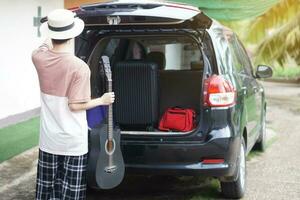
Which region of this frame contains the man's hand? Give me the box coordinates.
[100,92,115,105]
[68,92,116,112]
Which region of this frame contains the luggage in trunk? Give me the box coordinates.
[113,61,159,130]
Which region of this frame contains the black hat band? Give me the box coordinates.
[48,22,75,32]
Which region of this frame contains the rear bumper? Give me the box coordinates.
[121,127,240,178]
[125,162,230,177]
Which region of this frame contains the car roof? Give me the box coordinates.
[79,0,200,21]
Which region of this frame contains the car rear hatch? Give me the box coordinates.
[74,0,212,29]
[72,1,214,141]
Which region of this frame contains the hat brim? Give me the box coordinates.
[40,18,84,40]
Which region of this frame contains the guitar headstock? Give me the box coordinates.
[102,55,112,81]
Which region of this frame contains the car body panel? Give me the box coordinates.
[121,126,240,177]
[206,22,266,154]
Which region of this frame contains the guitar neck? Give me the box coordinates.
[108,80,113,140]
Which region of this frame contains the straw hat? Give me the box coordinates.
[41,9,84,40]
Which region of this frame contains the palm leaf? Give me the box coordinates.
[247,0,300,43]
[254,13,300,65]
[286,28,300,64]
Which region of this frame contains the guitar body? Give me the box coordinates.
[96,124,125,189]
[87,123,125,189]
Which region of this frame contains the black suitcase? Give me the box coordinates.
[113,61,159,130]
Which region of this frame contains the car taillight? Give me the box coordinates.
[202,158,225,164]
[203,75,236,107]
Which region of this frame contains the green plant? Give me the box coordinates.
[272,66,300,78]
[247,0,300,65]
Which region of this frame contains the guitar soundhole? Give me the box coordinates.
[105,139,116,155]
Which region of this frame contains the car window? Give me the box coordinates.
[228,35,253,76]
[207,25,235,75]
[89,36,203,71]
[236,38,254,76]
[147,41,201,70]
[228,38,244,74]
[104,36,202,71]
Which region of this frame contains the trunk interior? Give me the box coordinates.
[85,34,204,134]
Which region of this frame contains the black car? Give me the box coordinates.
[73,1,272,198]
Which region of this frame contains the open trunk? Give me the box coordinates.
[68,0,215,136]
[79,33,204,135]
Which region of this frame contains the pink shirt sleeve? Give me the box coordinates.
[68,64,91,103]
[32,43,50,64]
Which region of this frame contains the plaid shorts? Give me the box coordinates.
[35,149,88,200]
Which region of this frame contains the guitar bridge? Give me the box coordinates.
[104,165,117,173]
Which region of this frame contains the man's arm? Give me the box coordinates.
[36,38,53,51]
[32,38,53,62]
[68,92,115,112]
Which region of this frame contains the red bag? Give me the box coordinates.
[159,107,196,132]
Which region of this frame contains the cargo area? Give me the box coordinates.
[87,35,204,133]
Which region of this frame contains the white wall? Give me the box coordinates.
[0,0,63,120]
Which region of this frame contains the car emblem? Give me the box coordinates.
[107,16,121,25]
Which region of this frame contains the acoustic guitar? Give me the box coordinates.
[87,56,125,189]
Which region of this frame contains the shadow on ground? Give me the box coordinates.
[87,175,221,200]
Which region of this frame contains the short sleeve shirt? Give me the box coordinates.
[32,44,91,156]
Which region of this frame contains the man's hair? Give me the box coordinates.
[51,38,71,45]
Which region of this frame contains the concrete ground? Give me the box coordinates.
[245,82,300,200]
[0,81,300,200]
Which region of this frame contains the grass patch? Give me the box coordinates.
[0,117,39,163]
[247,150,262,161]
[189,179,220,200]
[272,66,300,79]
[266,135,278,149]
[247,134,278,161]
